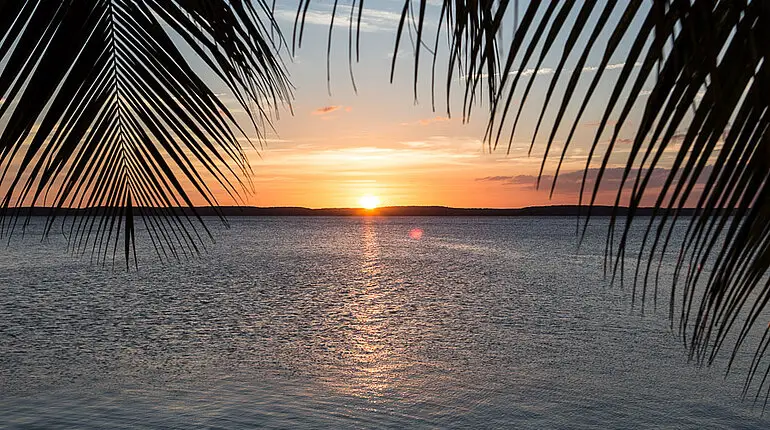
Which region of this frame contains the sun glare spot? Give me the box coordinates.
[359,195,380,210]
[409,228,423,240]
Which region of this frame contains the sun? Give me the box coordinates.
[359,194,381,210]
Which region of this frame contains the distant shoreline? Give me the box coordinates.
[1,205,707,217]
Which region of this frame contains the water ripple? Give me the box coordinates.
[0,216,767,428]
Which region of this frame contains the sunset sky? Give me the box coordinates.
[202,1,689,209]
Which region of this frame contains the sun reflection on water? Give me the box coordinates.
[322,218,409,401]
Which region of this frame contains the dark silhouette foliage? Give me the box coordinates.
[0,0,291,265]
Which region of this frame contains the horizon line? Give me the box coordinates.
[0,205,719,218]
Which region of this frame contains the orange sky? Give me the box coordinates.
[196,2,669,209]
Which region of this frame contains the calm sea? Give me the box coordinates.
[0,216,767,428]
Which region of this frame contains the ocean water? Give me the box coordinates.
[0,216,767,429]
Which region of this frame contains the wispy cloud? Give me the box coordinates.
[580,62,634,72]
[478,166,713,194]
[462,62,641,81]
[639,88,705,101]
[402,116,451,126]
[419,116,449,125]
[476,176,516,182]
[312,105,343,115]
[274,4,415,34]
[259,145,478,174]
[583,119,618,128]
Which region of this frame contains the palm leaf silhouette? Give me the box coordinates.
[0,0,291,267]
[300,0,770,401]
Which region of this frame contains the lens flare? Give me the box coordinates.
[409,228,423,240]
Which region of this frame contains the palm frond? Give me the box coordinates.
[0,0,291,267]
[302,0,770,401]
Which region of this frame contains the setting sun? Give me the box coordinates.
[359,194,381,210]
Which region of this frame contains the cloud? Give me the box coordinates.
[581,62,635,72]
[402,141,431,148]
[273,4,421,34]
[259,145,478,175]
[419,116,449,125]
[476,176,516,182]
[584,119,618,128]
[401,116,451,126]
[462,62,641,81]
[398,136,482,153]
[671,133,687,143]
[480,166,714,194]
[640,88,706,101]
[312,105,343,115]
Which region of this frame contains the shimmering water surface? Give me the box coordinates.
[0,216,767,428]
